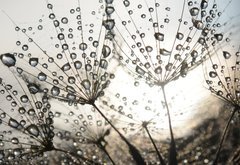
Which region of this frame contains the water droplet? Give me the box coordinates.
[26,124,40,137]
[214,33,223,41]
[105,0,113,4]
[145,46,153,52]
[29,58,39,67]
[105,6,115,15]
[190,7,199,16]
[85,64,92,71]
[18,107,26,114]
[123,0,130,7]
[160,49,171,56]
[51,86,60,96]
[176,32,184,40]
[57,33,65,40]
[154,33,164,41]
[103,19,115,30]
[27,83,39,94]
[61,17,68,24]
[201,0,208,9]
[102,45,111,58]
[11,137,19,144]
[81,79,91,90]
[22,45,28,51]
[165,63,173,71]
[0,53,16,67]
[38,72,47,81]
[68,76,76,84]
[20,95,29,103]
[79,43,87,51]
[192,19,204,30]
[100,59,108,69]
[8,118,20,129]
[209,71,217,78]
[154,66,162,74]
[135,66,145,75]
[74,61,82,69]
[223,51,231,59]
[61,63,71,71]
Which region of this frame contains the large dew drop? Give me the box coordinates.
[81,79,91,90]
[190,7,199,16]
[154,32,164,41]
[160,49,171,56]
[136,66,145,75]
[0,53,16,67]
[103,19,115,30]
[51,86,60,96]
[29,58,39,67]
[102,45,111,58]
[223,51,231,59]
[26,124,40,137]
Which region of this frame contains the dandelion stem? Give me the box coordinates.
[161,85,177,165]
[92,103,145,164]
[144,125,166,165]
[213,107,238,165]
[97,142,116,165]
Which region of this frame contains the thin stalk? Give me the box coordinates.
[92,103,145,165]
[144,125,166,165]
[97,142,116,165]
[213,107,238,165]
[161,85,178,165]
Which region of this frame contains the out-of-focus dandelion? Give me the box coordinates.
[1,0,144,163]
[106,0,236,163]
[0,70,97,164]
[204,42,240,164]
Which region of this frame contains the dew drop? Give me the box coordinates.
[105,0,113,4]
[103,19,115,30]
[28,83,39,94]
[190,7,199,16]
[11,137,19,144]
[102,45,111,58]
[135,66,145,75]
[214,33,223,41]
[20,95,29,103]
[160,49,171,56]
[61,63,71,71]
[145,46,153,52]
[105,6,115,15]
[176,32,184,40]
[223,51,231,59]
[79,43,88,51]
[29,58,39,67]
[74,61,82,69]
[154,66,162,74]
[201,0,208,9]
[38,72,47,81]
[209,71,217,78]
[99,59,108,69]
[51,86,60,96]
[154,33,164,41]
[8,118,20,129]
[0,53,16,67]
[26,124,40,137]
[81,79,91,90]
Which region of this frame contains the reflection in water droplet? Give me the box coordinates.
[81,79,91,90]
[26,124,40,137]
[0,53,16,67]
[223,51,231,59]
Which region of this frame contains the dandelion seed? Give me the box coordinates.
[105,0,237,163]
